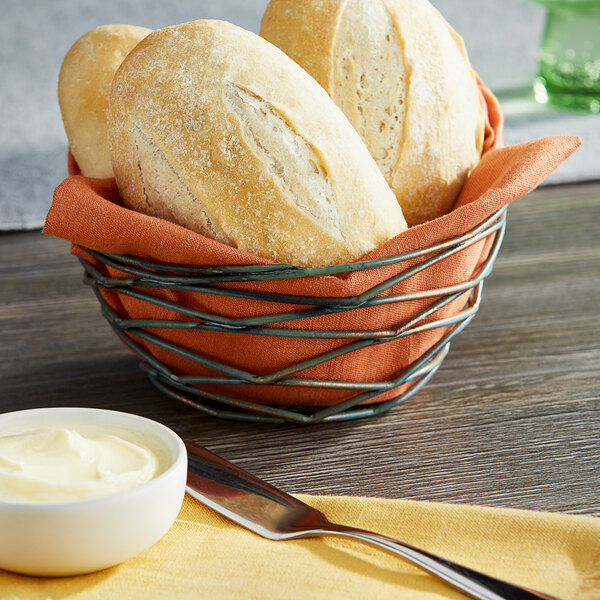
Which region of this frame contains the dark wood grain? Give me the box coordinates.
[1,183,599,515]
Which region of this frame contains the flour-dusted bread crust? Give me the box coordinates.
[261,0,486,226]
[108,20,407,267]
[58,24,151,178]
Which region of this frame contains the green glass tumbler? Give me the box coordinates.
[530,0,600,113]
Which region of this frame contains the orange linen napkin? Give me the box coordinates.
[3,493,599,599]
[43,85,580,408]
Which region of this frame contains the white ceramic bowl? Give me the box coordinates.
[0,407,187,577]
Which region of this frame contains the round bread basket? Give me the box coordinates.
[48,83,578,425]
[77,206,506,425]
[50,81,569,426]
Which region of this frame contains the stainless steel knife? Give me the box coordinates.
[186,443,560,600]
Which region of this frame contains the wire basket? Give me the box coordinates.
[78,207,506,425]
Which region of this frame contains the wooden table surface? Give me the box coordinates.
[1,182,599,515]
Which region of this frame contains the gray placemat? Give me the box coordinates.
[1,0,597,231]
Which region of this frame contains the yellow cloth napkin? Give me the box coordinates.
[3,493,599,599]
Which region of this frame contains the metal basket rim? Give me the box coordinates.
[76,208,506,281]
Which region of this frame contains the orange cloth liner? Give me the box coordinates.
[44,83,580,407]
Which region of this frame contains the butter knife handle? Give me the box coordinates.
[317,524,561,600]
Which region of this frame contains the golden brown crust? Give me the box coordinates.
[260,0,345,91]
[108,20,407,267]
[260,0,486,226]
[58,24,151,178]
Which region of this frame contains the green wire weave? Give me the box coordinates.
[78,208,506,424]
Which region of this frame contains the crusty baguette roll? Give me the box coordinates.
[260,0,486,226]
[58,24,151,178]
[108,20,407,267]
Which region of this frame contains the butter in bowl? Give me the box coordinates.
[0,407,187,577]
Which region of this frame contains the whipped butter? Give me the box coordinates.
[0,427,159,503]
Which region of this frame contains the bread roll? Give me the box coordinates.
[260,0,486,226]
[58,24,151,178]
[108,20,407,267]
